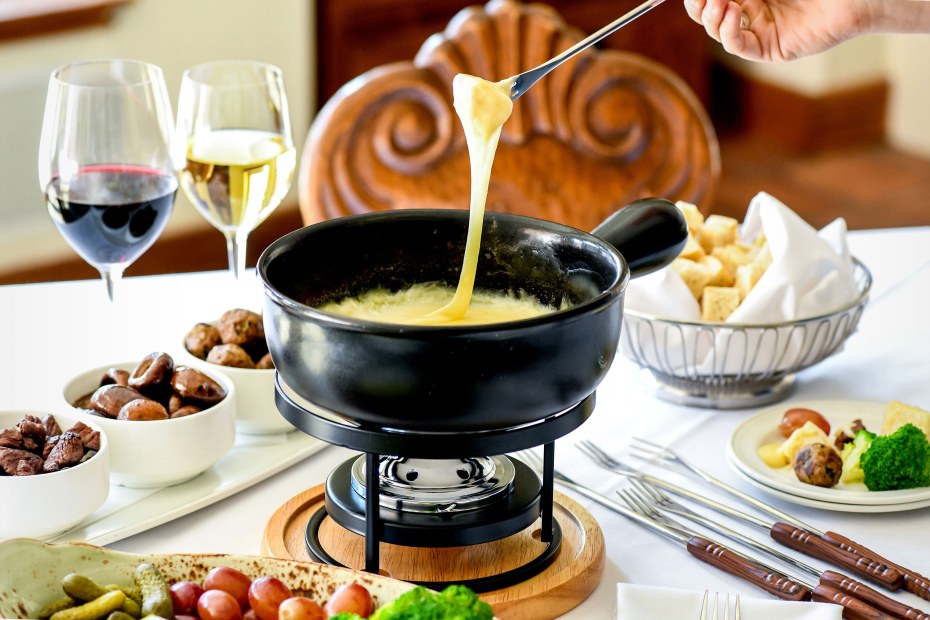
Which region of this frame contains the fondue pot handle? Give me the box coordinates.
[590,197,688,279]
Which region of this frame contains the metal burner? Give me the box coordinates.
[350,456,515,514]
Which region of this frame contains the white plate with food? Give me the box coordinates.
[726,455,930,513]
[726,400,930,506]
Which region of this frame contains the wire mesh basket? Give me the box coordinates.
[620,257,872,408]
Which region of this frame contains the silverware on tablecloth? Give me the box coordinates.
[627,479,930,620]
[630,436,930,600]
[616,486,898,620]
[512,450,811,601]
[578,437,929,597]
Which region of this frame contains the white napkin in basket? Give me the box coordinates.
[622,192,861,374]
[616,583,842,619]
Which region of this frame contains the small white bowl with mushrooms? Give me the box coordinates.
[178,308,294,435]
[62,354,235,488]
[0,409,110,539]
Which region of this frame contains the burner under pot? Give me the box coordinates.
[354,456,515,514]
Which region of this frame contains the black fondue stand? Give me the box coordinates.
[275,376,595,591]
[258,200,688,593]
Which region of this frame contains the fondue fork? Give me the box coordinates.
[628,479,930,620]
[504,0,665,101]
[627,437,930,600]
[577,439,907,591]
[617,487,899,619]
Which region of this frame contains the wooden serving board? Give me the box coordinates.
[262,485,604,619]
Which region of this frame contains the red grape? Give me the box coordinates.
[204,566,252,609]
[324,583,374,617]
[248,576,293,620]
[198,589,243,620]
[170,580,205,614]
[278,597,326,620]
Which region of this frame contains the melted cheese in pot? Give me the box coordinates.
[318,282,557,326]
[321,74,556,326]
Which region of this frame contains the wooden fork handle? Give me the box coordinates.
[821,570,930,620]
[771,523,904,589]
[813,584,898,620]
[686,536,811,601]
[824,531,930,601]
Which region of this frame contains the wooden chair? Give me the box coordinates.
[298,0,720,233]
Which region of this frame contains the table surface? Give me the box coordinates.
[1,225,928,618]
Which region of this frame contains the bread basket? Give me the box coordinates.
[620,257,872,408]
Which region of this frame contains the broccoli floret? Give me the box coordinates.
[366,585,493,620]
[840,428,877,483]
[860,423,930,491]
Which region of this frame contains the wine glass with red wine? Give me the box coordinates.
[38,59,177,301]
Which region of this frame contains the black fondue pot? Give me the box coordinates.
[258,198,687,431]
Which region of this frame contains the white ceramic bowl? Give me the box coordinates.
[0,410,109,540]
[62,361,236,488]
[178,333,295,436]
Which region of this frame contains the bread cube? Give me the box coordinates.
[700,285,740,322]
[675,200,705,231]
[700,254,735,287]
[672,258,710,300]
[697,214,739,252]
[881,401,930,439]
[711,243,754,277]
[735,260,767,300]
[678,234,706,261]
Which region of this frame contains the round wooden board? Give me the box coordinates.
[263,484,604,619]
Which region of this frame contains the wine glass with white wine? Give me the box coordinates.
[38,59,178,301]
[175,60,296,281]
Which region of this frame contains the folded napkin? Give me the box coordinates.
[622,192,861,374]
[616,583,842,619]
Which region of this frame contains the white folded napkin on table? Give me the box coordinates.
[616,583,843,619]
[622,192,862,374]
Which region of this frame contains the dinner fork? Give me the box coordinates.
[626,437,926,595]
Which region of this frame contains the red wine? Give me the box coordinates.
[45,166,177,267]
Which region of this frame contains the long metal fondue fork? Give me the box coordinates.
[503,0,666,101]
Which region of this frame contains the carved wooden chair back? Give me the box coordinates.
[298,0,720,232]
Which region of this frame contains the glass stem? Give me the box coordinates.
[225,230,249,280]
[100,266,124,303]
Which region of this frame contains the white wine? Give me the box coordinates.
[181,129,296,233]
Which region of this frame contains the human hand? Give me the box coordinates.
[684,0,866,62]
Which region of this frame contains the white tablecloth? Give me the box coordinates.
[1,226,928,618]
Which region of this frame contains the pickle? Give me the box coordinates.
[133,563,173,619]
[49,590,125,620]
[108,583,143,606]
[35,597,75,619]
[61,574,141,617]
[106,613,136,620]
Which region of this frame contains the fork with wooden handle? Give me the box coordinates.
[630,436,930,598]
